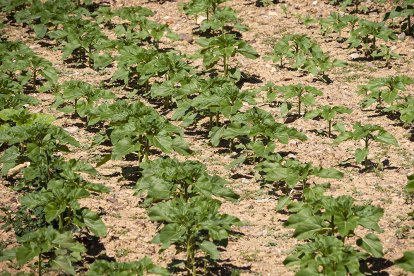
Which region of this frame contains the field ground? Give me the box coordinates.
[0,0,413,275]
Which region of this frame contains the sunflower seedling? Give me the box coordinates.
[284,185,385,274]
[197,33,259,77]
[275,84,323,116]
[358,75,413,109]
[304,105,352,137]
[334,123,398,170]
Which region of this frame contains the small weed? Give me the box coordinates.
[115,248,130,258]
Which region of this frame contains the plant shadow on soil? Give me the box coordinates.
[360,257,394,276]
[80,233,115,265]
[192,28,243,39]
[167,252,252,275]
[237,72,263,86]
[309,128,337,138]
[283,114,301,124]
[358,159,399,174]
[231,173,254,180]
[338,158,399,173]
[121,165,143,187]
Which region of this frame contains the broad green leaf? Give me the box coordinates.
[355,205,383,232]
[81,209,107,237]
[199,240,219,260]
[44,202,65,222]
[51,255,76,275]
[209,126,226,147]
[292,218,324,239]
[152,223,186,250]
[374,131,398,146]
[316,168,343,179]
[33,24,47,39]
[276,195,292,211]
[355,148,368,164]
[0,146,20,175]
[406,174,414,194]
[149,135,173,153]
[16,246,39,265]
[334,131,353,143]
[356,233,383,258]
[395,250,414,272]
[112,138,139,160]
[336,215,359,237]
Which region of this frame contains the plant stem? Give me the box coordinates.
[164,96,171,109]
[82,49,86,64]
[38,254,42,276]
[33,69,37,87]
[364,138,369,170]
[58,214,63,231]
[223,55,228,76]
[88,45,92,68]
[372,36,376,52]
[186,235,196,276]
[144,139,149,161]
[46,152,51,183]
[74,98,78,118]
[328,120,332,138]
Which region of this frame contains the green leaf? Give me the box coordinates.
[149,135,173,153]
[152,223,186,250]
[334,131,353,143]
[0,248,15,262]
[112,138,139,160]
[199,240,220,260]
[40,67,58,84]
[209,126,226,147]
[395,250,414,272]
[304,109,321,119]
[292,217,324,239]
[356,233,383,258]
[406,174,414,194]
[0,146,20,175]
[355,205,383,232]
[44,202,65,222]
[92,53,112,69]
[33,24,47,39]
[86,257,168,276]
[51,255,76,275]
[225,155,246,169]
[355,148,368,164]
[16,245,39,265]
[96,154,111,167]
[316,168,343,179]
[276,195,291,211]
[81,209,107,237]
[336,215,359,237]
[374,131,398,146]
